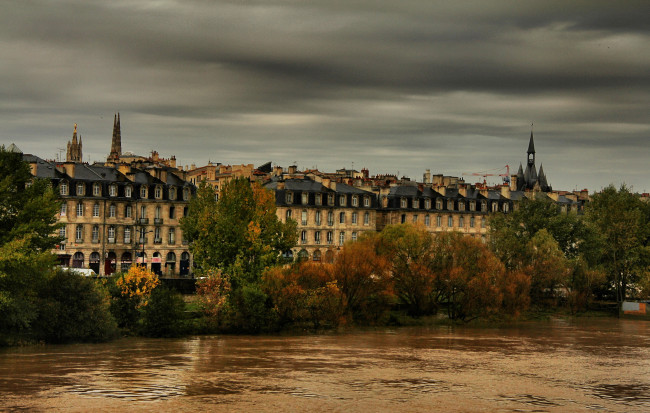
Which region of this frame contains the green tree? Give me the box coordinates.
[585,185,650,305]
[181,178,297,332]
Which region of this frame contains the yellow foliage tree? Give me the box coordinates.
[115,265,160,307]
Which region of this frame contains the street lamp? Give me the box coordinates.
[140,229,153,267]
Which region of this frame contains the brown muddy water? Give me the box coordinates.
[1,318,649,412]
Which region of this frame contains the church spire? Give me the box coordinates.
[66,123,82,162]
[108,112,122,162]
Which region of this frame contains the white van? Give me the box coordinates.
[60,267,97,276]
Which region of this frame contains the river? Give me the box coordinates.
[1,318,649,412]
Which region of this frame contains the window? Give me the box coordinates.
[169,206,175,219]
[481,217,486,228]
[59,226,66,239]
[492,202,498,212]
[155,206,161,219]
[327,231,333,244]
[425,198,431,209]
[481,201,487,212]
[92,225,99,242]
[285,192,293,204]
[109,184,117,197]
[140,186,147,198]
[301,210,308,226]
[352,196,358,207]
[77,202,84,217]
[425,215,430,226]
[108,226,116,242]
[140,206,146,218]
[125,205,132,218]
[436,198,442,210]
[364,197,370,207]
[125,186,132,198]
[339,232,345,246]
[503,203,509,213]
[76,224,83,241]
[168,228,175,244]
[315,211,321,225]
[412,215,418,224]
[413,199,419,209]
[169,187,176,200]
[401,214,406,224]
[470,216,475,228]
[93,203,100,217]
[437,215,442,227]
[470,201,476,211]
[60,181,68,196]
[447,200,454,210]
[93,183,101,196]
[448,216,453,227]
[364,212,370,225]
[352,212,358,224]
[352,232,357,241]
[400,198,407,208]
[301,192,308,205]
[339,195,346,207]
[315,194,322,206]
[76,183,84,196]
[327,211,334,226]
[60,203,67,216]
[154,227,161,242]
[315,231,321,244]
[339,212,346,224]
[286,209,292,221]
[301,230,307,244]
[183,188,189,200]
[124,227,131,244]
[327,194,335,206]
[459,202,465,211]
[109,204,116,218]
[155,186,162,199]
[459,216,465,227]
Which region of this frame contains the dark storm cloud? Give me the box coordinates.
[1,0,648,191]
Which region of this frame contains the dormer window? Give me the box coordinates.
[183,188,189,201]
[447,200,454,210]
[76,183,85,196]
[140,186,147,198]
[424,198,431,209]
[93,183,101,196]
[503,203,509,213]
[470,201,476,211]
[301,192,309,205]
[352,196,359,207]
[400,198,407,208]
[481,201,487,212]
[285,191,293,204]
[413,199,419,209]
[364,196,370,207]
[459,202,465,211]
[60,181,68,196]
[492,202,499,212]
[436,198,442,210]
[109,184,117,197]
[315,193,322,206]
[169,187,177,200]
[339,195,347,207]
[125,185,132,198]
[155,185,162,199]
[328,194,335,206]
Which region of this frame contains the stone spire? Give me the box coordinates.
[108,113,122,162]
[66,123,83,162]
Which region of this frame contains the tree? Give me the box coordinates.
[375,224,440,316]
[181,178,297,332]
[585,185,650,306]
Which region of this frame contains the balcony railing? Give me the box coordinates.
[154,218,163,225]
[107,237,116,244]
[139,237,147,244]
[138,218,149,225]
[91,238,100,244]
[154,238,162,244]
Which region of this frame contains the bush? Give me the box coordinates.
[140,287,187,337]
[34,269,118,343]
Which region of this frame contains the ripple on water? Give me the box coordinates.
[67,382,185,401]
[591,383,650,407]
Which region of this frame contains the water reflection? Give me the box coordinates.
[0,318,649,412]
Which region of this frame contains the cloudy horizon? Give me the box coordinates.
[2,1,649,192]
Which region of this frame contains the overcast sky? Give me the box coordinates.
[2,1,649,192]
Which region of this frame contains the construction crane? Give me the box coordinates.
[462,165,510,186]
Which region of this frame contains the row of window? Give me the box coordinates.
[59,181,190,200]
[287,209,372,226]
[61,203,186,220]
[61,225,182,245]
[286,192,372,208]
[299,230,360,245]
[397,197,509,213]
[399,213,487,228]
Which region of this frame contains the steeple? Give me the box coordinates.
[108,112,122,162]
[66,123,83,162]
[538,164,549,191]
